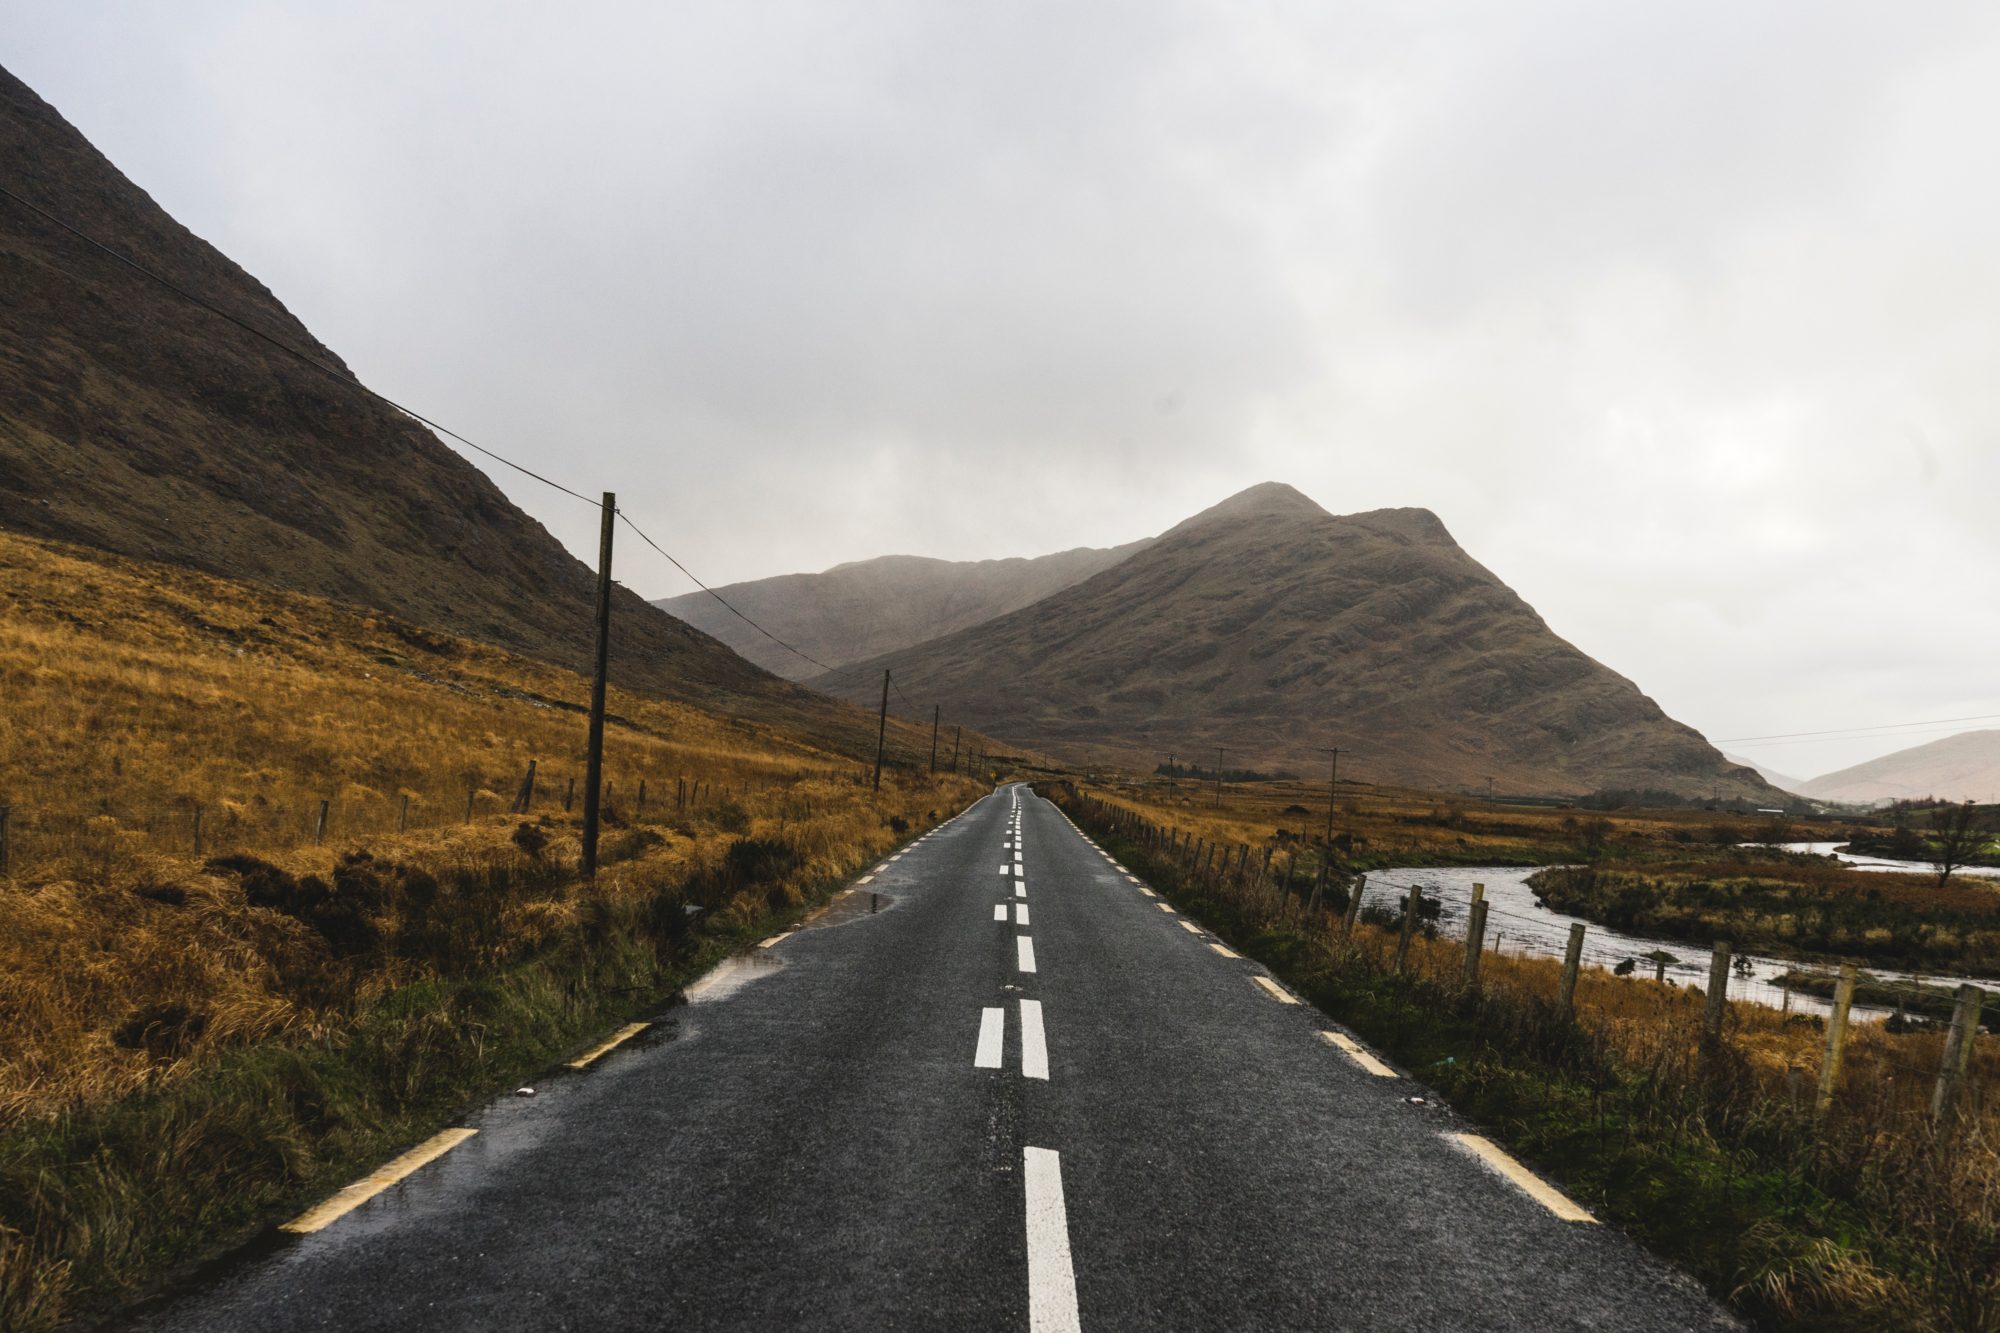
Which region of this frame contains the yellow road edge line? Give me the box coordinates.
[566,1021,652,1070]
[758,931,794,949]
[1320,1031,1398,1078]
[1178,920,1203,935]
[1444,1132,1597,1224]
[1252,976,1299,1004]
[280,1127,478,1234]
[1155,902,1176,914]
[1208,943,1240,959]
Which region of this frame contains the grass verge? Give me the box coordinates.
[1052,783,2000,1333]
[0,784,974,1330]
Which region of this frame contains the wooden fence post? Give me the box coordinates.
[512,759,538,815]
[314,799,330,844]
[1704,941,1732,1044]
[1816,964,1857,1115]
[566,777,577,813]
[1933,983,1984,1140]
[398,794,410,832]
[1342,873,1366,938]
[637,779,647,819]
[1395,884,1423,974]
[1463,897,1490,988]
[192,803,204,856]
[1558,922,1586,1012]
[464,783,476,823]
[0,803,9,876]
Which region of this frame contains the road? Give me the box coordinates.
[129,783,1736,1331]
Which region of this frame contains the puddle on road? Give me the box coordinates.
[684,952,783,1004]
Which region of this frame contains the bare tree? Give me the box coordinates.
[1928,802,1991,887]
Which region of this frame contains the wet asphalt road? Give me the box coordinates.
[128,783,1737,1331]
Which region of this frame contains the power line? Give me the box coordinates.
[1716,712,2000,744]
[616,511,852,678]
[1,181,930,712]
[0,182,601,508]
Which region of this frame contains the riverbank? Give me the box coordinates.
[1053,781,2000,1332]
[1527,859,2000,977]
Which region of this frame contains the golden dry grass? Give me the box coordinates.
[0,529,983,1126]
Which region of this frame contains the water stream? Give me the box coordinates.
[1354,861,1995,1022]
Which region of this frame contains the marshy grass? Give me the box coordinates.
[1058,783,2000,1332]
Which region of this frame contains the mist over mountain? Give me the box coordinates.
[1798,730,2000,806]
[0,64,862,739]
[812,483,1778,800]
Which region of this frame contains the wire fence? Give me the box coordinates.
[1061,784,1999,1145]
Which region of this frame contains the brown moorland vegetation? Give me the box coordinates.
[0,528,992,1328]
[1056,783,2000,1332]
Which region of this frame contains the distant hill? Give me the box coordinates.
[1724,752,1807,794]
[0,65,868,747]
[1799,730,2000,805]
[655,541,1151,679]
[810,483,1779,800]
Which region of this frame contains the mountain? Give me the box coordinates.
[1798,730,2000,806]
[656,541,1151,679]
[0,65,863,743]
[810,482,1778,800]
[1724,752,1807,794]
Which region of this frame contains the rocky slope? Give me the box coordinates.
[656,541,1150,678]
[811,483,1778,799]
[0,64,869,746]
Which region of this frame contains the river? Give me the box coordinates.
[1353,862,1995,1022]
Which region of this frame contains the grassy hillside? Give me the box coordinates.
[0,529,988,1327]
[657,540,1151,679]
[813,483,1782,801]
[0,64,877,743]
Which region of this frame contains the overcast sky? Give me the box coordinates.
[13,1,2000,776]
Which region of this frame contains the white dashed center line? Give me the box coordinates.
[1023,1147,1082,1333]
[1017,937,1038,973]
[993,904,1008,921]
[1208,943,1240,959]
[1020,998,1049,1080]
[974,1007,1005,1069]
[1178,920,1201,935]
[1015,903,1031,926]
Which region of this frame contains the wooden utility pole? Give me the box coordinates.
[1168,754,1175,791]
[581,491,615,880]
[1322,747,1339,849]
[951,726,962,775]
[1213,746,1224,809]
[871,669,891,791]
[929,705,940,774]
